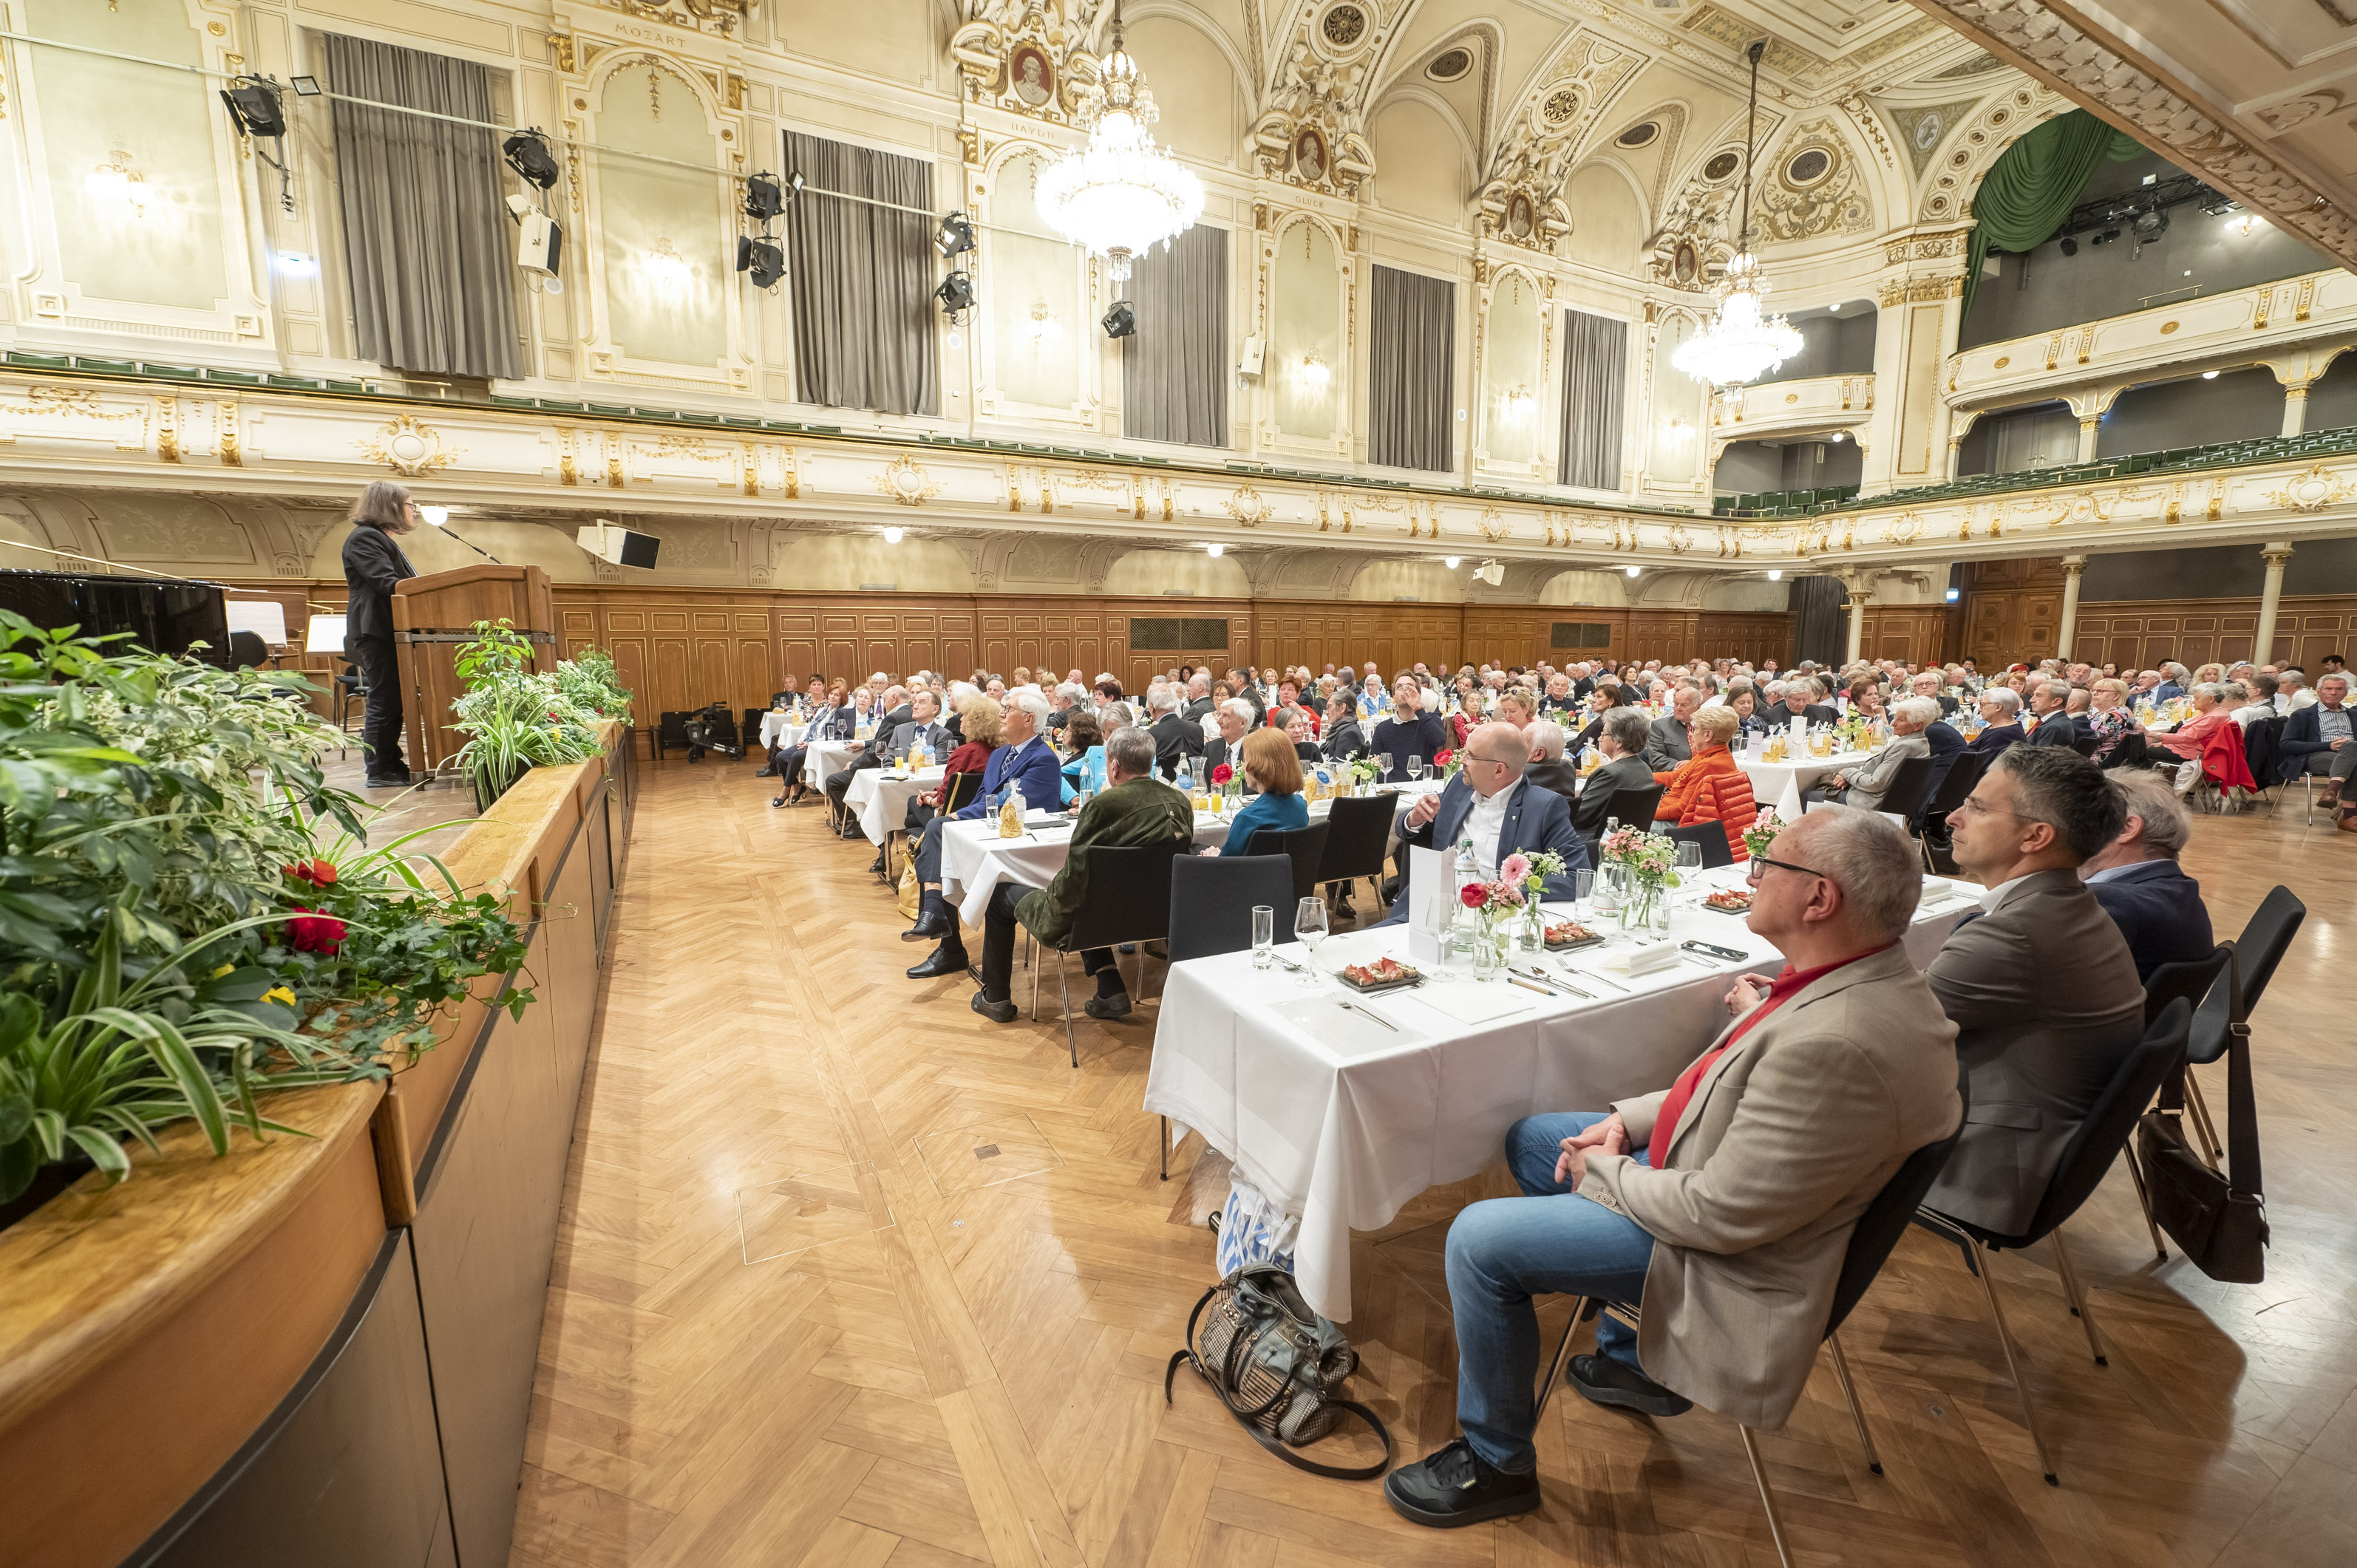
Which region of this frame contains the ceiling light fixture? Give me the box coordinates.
[736,235,784,290]
[1766,569,1782,581]
[1670,41,1802,392]
[1101,299,1136,338]
[882,526,905,544]
[936,270,975,319]
[1626,565,1642,578]
[1443,556,1460,569]
[936,211,975,258]
[1205,542,1224,558]
[1035,1,1203,283]
[2202,369,2220,379]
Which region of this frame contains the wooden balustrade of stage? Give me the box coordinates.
[0,725,636,1568]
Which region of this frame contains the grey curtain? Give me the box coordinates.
[1792,576,1848,666]
[323,35,523,381]
[1368,265,1454,472]
[1121,225,1226,446]
[1558,308,1627,489]
[785,132,939,417]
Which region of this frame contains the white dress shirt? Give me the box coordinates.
[1462,784,1512,879]
[1978,872,2035,912]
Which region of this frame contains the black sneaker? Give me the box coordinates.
[970,990,1017,1023]
[1383,1437,1540,1529]
[1568,1353,1692,1418]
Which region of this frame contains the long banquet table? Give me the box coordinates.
[1737,746,1877,821]
[844,765,946,844]
[1141,865,1980,1322]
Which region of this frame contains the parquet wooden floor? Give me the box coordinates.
[510,761,2357,1568]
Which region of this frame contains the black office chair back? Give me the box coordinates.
[1314,795,1395,884]
[743,706,769,749]
[1167,855,1296,964]
[1868,755,1939,822]
[1827,1067,1970,1337]
[1992,999,2192,1250]
[1919,749,1989,822]
[940,768,987,817]
[1062,839,1191,953]
[1242,820,1332,906]
[2242,715,2283,785]
[1604,785,1664,828]
[2099,732,2150,772]
[228,630,268,670]
[1662,822,1733,870]
[2189,886,2304,1066]
[656,711,693,755]
[2143,944,2231,1026]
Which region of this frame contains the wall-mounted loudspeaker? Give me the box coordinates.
[577,520,659,569]
[1238,335,1265,378]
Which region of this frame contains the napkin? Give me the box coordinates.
[1394,983,1534,1031]
[1271,995,1431,1059]
[1599,940,1684,976]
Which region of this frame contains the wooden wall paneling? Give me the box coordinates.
[2068,596,2357,672]
[1696,611,1795,667]
[1851,607,1945,669]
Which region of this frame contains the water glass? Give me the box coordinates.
[1573,867,1596,919]
[1294,896,1327,980]
[1251,904,1275,969]
[984,788,1003,816]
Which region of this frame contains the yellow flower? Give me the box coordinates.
[211,963,234,978]
[263,986,296,1006]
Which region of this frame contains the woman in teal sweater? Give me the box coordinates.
[1218,726,1310,856]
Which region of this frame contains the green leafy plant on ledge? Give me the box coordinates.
[0,613,533,1215]
[449,620,615,809]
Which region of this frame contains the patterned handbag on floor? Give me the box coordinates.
[1165,1263,1392,1480]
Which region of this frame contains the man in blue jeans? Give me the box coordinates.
[1384,808,1963,1528]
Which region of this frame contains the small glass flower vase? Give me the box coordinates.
[1471,924,1505,982]
[1223,781,1243,813]
[1519,896,1547,954]
[1622,879,1669,933]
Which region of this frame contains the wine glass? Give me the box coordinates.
[1294,896,1327,981]
[1373,751,1393,783]
[1406,755,1425,783]
[1675,840,1704,903]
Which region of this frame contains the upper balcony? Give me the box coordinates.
[1709,374,1877,444]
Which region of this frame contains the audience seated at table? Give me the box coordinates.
[2276,671,2357,812]
[770,679,854,806]
[2150,682,2236,794]
[2080,771,2214,981]
[1383,808,1962,1528]
[1922,746,2143,1233]
[1966,689,2027,755]
[1804,696,1936,811]
[1321,695,1368,763]
[1644,686,1701,771]
[901,692,1064,975]
[1725,684,1772,744]
[2021,676,2084,749]
[1521,720,1582,800]
[1651,706,1758,860]
[1769,681,1838,727]
[1213,729,1310,859]
[1145,685,1200,780]
[1197,698,1254,783]
[1378,723,1587,927]
[1059,712,1106,802]
[903,695,1000,835]
[1571,708,1656,840]
[1373,678,1448,782]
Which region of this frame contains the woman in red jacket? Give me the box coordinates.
[1652,705,1759,860]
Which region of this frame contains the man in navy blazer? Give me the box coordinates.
[902,692,1067,963]
[2025,681,2086,749]
[1378,723,1588,926]
[2081,771,2214,981]
[2276,672,2356,805]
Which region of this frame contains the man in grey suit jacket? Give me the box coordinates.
[1643,686,1701,771]
[1386,808,1959,1527]
[1922,745,2143,1235]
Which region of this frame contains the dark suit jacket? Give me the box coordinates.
[1322,717,1368,763]
[1183,696,1214,723]
[2277,703,2353,780]
[885,718,948,761]
[1200,734,1237,780]
[1967,721,2026,756]
[1571,754,1656,838]
[1377,776,1591,925]
[341,522,416,643]
[1921,869,2145,1233]
[857,703,914,765]
[1523,757,1582,802]
[1149,712,1202,779]
[2088,859,2215,982]
[2027,712,2087,748]
[1774,703,1839,727]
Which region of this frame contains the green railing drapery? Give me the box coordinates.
[1963,109,2145,324]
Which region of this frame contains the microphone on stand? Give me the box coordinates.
[417,505,504,563]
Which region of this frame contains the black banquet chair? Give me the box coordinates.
[1660,822,1733,870]
[1313,795,1396,918]
[1157,855,1297,1179]
[1033,839,1191,1068]
[1242,820,1331,907]
[1603,784,1664,830]
[2180,887,2304,1159]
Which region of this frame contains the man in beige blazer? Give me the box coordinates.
[1387,807,1962,1530]
[1920,745,2144,1235]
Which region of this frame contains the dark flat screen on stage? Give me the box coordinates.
[0,570,231,667]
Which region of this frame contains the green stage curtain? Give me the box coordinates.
[1963,110,2143,323]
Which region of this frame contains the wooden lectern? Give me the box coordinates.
[392,565,557,773]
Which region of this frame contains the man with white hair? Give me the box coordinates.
[2277,669,2357,811]
[1386,807,1959,1527]
[1047,681,1086,735]
[1806,696,1936,812]
[1146,684,1200,779]
[903,689,1066,969]
[1910,669,1958,717]
[1183,669,1214,723]
[1644,686,1702,771]
[1522,719,1580,799]
[1200,698,1255,780]
[2081,771,2214,981]
[2154,662,2191,703]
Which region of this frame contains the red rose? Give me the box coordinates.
[1434,748,1455,767]
[288,907,346,955]
[1459,883,1488,910]
[1211,763,1234,785]
[283,858,337,887]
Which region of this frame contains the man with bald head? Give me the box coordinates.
[1377,721,1588,925]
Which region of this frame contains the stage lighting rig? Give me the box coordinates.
[220,75,294,213]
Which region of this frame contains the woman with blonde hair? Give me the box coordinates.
[1651,704,1759,860]
[342,480,421,787]
[1217,727,1308,856]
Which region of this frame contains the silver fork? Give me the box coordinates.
[1336,998,1399,1032]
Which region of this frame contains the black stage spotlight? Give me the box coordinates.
[936,271,975,316]
[290,75,322,98]
[936,211,975,258]
[219,77,286,139]
[1101,299,1136,339]
[2059,236,2078,256]
[503,129,561,190]
[744,171,787,221]
[2134,209,2169,242]
[736,235,785,289]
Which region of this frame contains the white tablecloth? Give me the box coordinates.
[1738,747,1877,822]
[845,766,945,845]
[804,740,862,784]
[758,712,809,750]
[1141,867,1977,1322]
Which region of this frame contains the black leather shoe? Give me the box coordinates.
[754,766,777,778]
[970,990,1018,1023]
[1383,1437,1540,1529]
[868,852,886,876]
[365,777,407,789]
[1569,1353,1692,1418]
[1082,992,1132,1020]
[772,796,788,808]
[906,944,967,980]
[902,907,952,942]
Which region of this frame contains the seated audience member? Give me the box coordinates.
[1770,681,1838,728]
[2278,668,2312,712]
[1645,686,1702,771]
[2154,661,2191,702]
[900,692,1066,972]
[772,680,854,806]
[2231,672,2280,729]
[959,726,1194,1023]
[1911,669,1961,717]
[1849,682,1885,719]
[1282,706,1324,763]
[1146,684,1201,780]
[1572,708,1657,839]
[2151,682,2236,794]
[1966,688,2027,754]
[1356,672,1392,723]
[905,696,1001,835]
[1923,746,2143,1234]
[1322,695,1369,763]
[826,684,913,836]
[1379,723,1588,925]
[1047,682,1086,734]
[1373,678,1447,782]
[1059,712,1106,802]
[1494,689,1538,733]
[2277,671,2357,811]
[1725,684,1772,745]
[1218,729,1310,857]
[2024,674,2084,748]
[1522,720,1581,800]
[2085,678,2141,763]
[1384,807,1961,1527]
[1806,697,1935,811]
[1199,698,1254,781]
[1652,706,1758,861]
[2081,771,2214,981]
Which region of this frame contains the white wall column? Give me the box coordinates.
[1842,571,1873,664]
[2256,542,2295,664]
[2076,417,2101,463]
[2283,381,2311,438]
[2058,554,2086,661]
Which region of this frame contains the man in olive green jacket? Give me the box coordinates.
[970,725,1193,1023]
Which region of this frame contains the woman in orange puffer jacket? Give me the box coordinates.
[1652,704,1759,861]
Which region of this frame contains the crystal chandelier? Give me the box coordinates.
[1035,2,1203,282]
[1672,40,1803,392]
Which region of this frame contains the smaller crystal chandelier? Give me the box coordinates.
[1035,1,1204,282]
[1672,40,1803,392]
